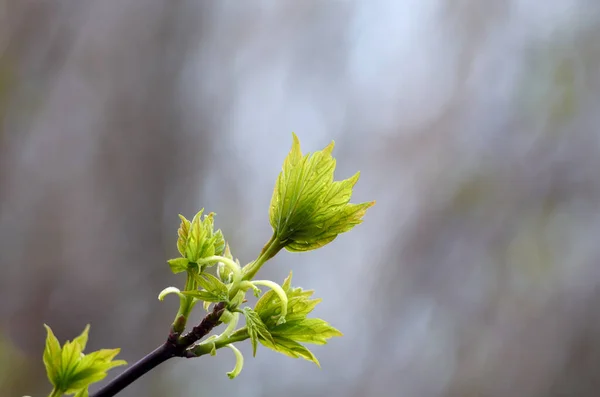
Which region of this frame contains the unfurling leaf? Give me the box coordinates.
[241,307,274,357]
[269,133,374,252]
[174,211,226,265]
[254,272,320,329]
[177,215,192,257]
[213,230,226,261]
[253,272,342,366]
[194,273,228,296]
[217,243,235,282]
[180,272,229,303]
[167,257,190,274]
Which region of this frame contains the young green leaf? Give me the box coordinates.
[269,318,342,345]
[177,214,192,257]
[241,307,274,357]
[213,230,226,260]
[258,335,320,367]
[217,243,235,283]
[254,272,320,329]
[181,290,226,303]
[72,324,90,351]
[167,258,190,274]
[42,325,126,394]
[60,339,84,387]
[74,388,89,397]
[269,133,374,252]
[180,272,229,303]
[175,211,227,264]
[64,348,126,393]
[187,210,208,261]
[43,324,62,388]
[194,273,228,297]
[253,272,341,366]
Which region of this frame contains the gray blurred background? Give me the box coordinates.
[2,0,600,396]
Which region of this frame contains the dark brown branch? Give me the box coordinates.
[178,302,226,346]
[90,302,227,397]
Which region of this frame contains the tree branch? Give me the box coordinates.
[178,302,226,347]
[90,302,227,397]
[90,343,172,397]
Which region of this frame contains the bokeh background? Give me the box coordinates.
[2,0,600,396]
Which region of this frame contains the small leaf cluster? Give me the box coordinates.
[167,210,225,274]
[158,133,373,378]
[43,325,126,397]
[243,272,342,367]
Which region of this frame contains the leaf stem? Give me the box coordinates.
[187,328,249,357]
[241,234,284,281]
[196,255,242,282]
[171,272,197,334]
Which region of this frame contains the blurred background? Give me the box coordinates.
[2,0,600,396]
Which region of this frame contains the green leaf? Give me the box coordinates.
[254,272,321,329]
[43,325,62,387]
[213,229,226,257]
[241,307,274,357]
[65,349,126,392]
[176,210,227,263]
[187,210,207,260]
[200,213,216,258]
[78,348,125,368]
[228,290,246,310]
[253,273,341,366]
[60,339,84,386]
[194,273,228,297]
[177,214,192,257]
[181,272,229,303]
[258,335,320,367]
[72,324,90,351]
[74,388,89,397]
[181,290,225,303]
[217,243,235,282]
[167,258,190,274]
[66,372,107,393]
[269,318,342,345]
[269,133,374,253]
[286,200,374,252]
[41,325,126,394]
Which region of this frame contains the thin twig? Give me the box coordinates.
[90,302,227,397]
[178,302,226,346]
